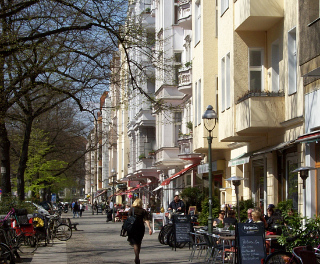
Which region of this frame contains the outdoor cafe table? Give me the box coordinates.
[195,229,280,264]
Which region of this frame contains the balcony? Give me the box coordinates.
[234,0,283,31]
[136,157,154,171]
[235,93,285,134]
[154,147,184,168]
[178,67,192,95]
[177,0,192,30]
[141,11,155,28]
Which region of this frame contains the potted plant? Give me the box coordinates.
[228,225,235,235]
[186,121,193,131]
[138,153,146,160]
[148,150,155,156]
[216,221,224,232]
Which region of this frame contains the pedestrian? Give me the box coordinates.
[73,201,79,218]
[79,202,84,217]
[127,198,152,264]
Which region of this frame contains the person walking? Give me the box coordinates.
[127,198,152,264]
[79,202,84,217]
[73,201,79,218]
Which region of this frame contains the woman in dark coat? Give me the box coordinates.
[127,198,152,264]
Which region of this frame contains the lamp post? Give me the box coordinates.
[226,176,245,223]
[292,166,316,226]
[110,168,117,222]
[202,105,218,234]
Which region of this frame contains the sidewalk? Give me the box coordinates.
[20,210,205,264]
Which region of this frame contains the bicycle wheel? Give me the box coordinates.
[0,243,14,264]
[264,251,299,264]
[17,234,38,254]
[54,224,72,241]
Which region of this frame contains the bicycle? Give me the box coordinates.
[0,242,14,264]
[0,208,38,255]
[46,214,72,242]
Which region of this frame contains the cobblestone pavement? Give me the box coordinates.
[20,210,206,264]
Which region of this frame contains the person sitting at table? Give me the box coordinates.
[245,208,254,223]
[223,210,237,226]
[252,210,262,223]
[213,210,225,226]
[125,205,130,212]
[253,207,268,228]
[168,195,185,213]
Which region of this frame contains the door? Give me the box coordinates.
[286,155,298,210]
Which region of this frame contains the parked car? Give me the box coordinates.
[25,201,50,216]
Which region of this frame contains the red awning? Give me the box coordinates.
[161,163,199,186]
[296,130,320,143]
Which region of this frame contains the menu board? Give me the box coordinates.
[236,222,266,264]
[152,213,164,233]
[173,215,191,244]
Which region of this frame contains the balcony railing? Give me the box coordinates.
[235,92,285,134]
[234,0,284,31]
[177,0,192,30]
[178,67,192,95]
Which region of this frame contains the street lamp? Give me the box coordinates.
[226,176,245,223]
[110,168,117,222]
[202,105,218,234]
[292,166,316,226]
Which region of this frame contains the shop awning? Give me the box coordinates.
[96,189,107,197]
[253,140,295,156]
[161,163,199,186]
[296,130,320,143]
[228,152,252,167]
[152,185,163,192]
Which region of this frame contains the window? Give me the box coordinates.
[288,28,297,95]
[174,112,182,145]
[174,52,182,85]
[286,157,298,210]
[249,49,263,92]
[221,0,229,15]
[197,79,201,125]
[195,1,201,45]
[226,53,230,108]
[194,82,198,125]
[221,53,230,112]
[271,41,280,92]
[221,57,225,111]
[174,0,179,24]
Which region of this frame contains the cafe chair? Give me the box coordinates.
[189,232,207,262]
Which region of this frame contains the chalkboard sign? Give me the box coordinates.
[173,215,191,244]
[236,222,266,264]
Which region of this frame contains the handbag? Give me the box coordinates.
[122,207,136,233]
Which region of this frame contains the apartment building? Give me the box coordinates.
[216,0,317,217]
[297,0,320,217]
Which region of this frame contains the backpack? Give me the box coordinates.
[122,207,136,233]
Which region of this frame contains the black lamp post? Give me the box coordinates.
[110,168,117,222]
[292,166,316,226]
[226,176,245,223]
[202,105,218,234]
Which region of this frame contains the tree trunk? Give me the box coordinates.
[16,116,33,201]
[0,116,11,195]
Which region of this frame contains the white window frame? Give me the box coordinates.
[249,48,264,92]
[221,57,225,112]
[271,40,280,93]
[197,79,201,125]
[194,82,198,126]
[288,28,297,95]
[195,0,201,45]
[221,0,229,16]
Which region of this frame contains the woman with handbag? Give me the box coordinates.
[127,198,152,264]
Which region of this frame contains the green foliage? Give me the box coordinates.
[277,210,320,252]
[198,196,220,226]
[276,199,293,213]
[236,199,255,222]
[186,121,193,131]
[216,221,224,228]
[138,153,146,159]
[24,129,67,195]
[0,196,34,214]
[180,186,206,212]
